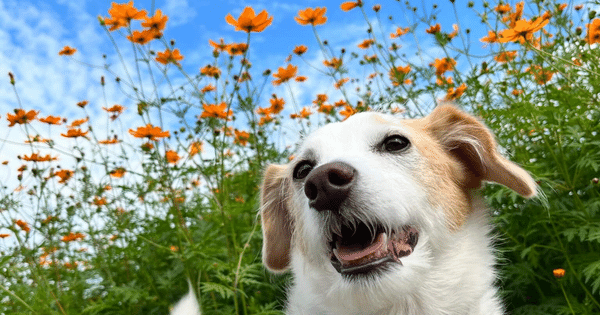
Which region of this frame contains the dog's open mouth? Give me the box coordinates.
[329,222,419,275]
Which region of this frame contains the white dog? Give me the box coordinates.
[259,105,536,315]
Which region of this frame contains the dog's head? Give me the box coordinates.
[260,105,536,286]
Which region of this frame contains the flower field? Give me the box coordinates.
[1,1,600,314]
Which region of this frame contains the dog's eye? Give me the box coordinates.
[382,135,410,152]
[293,161,314,180]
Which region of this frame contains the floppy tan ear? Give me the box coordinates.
[260,164,293,272]
[425,104,537,198]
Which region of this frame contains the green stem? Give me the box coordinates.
[559,281,576,315]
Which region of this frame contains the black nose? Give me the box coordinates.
[304,161,356,212]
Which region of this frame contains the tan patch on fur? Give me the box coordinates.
[403,119,471,229]
[260,164,294,272]
[403,105,537,228]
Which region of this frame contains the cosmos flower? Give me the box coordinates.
[295,7,327,26]
[225,6,273,33]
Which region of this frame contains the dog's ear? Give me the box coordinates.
[425,104,536,198]
[260,164,293,272]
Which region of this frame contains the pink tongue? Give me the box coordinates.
[333,233,387,266]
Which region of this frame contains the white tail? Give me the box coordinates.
[170,280,201,315]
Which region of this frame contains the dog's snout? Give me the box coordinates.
[304,161,356,212]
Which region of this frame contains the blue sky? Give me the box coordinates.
[0,0,525,189]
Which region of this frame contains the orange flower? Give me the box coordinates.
[69,117,89,128]
[200,65,221,78]
[553,268,565,278]
[201,84,216,93]
[165,150,180,164]
[226,6,273,33]
[318,103,334,114]
[141,9,168,31]
[334,77,349,89]
[234,130,251,146]
[109,167,126,178]
[42,216,55,224]
[58,46,77,56]
[323,57,342,69]
[7,109,38,127]
[498,18,549,44]
[39,115,62,125]
[99,138,120,145]
[93,196,107,206]
[586,19,600,45]
[426,24,441,34]
[209,38,229,52]
[390,27,410,38]
[103,104,125,114]
[480,31,499,44]
[259,114,274,125]
[313,94,328,105]
[22,153,58,162]
[55,169,74,184]
[129,124,170,141]
[448,24,459,40]
[77,100,89,108]
[341,1,362,12]
[15,220,30,233]
[431,58,456,76]
[189,141,203,156]
[339,105,356,120]
[436,76,454,86]
[155,48,184,66]
[103,16,128,31]
[334,99,348,107]
[106,1,147,31]
[62,232,85,242]
[272,64,298,85]
[269,96,285,114]
[527,65,554,84]
[0,233,10,238]
[61,128,89,138]
[504,2,524,28]
[293,45,308,55]
[295,7,327,26]
[494,51,517,63]
[200,102,233,120]
[389,65,411,86]
[290,107,312,119]
[127,29,158,45]
[358,39,374,49]
[444,83,467,101]
[295,76,307,82]
[226,43,248,56]
[256,106,273,116]
[495,4,511,14]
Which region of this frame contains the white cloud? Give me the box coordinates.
[163,0,197,27]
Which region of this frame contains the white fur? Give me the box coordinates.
[170,280,201,315]
[261,110,535,315]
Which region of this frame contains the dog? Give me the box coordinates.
[259,105,536,314]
